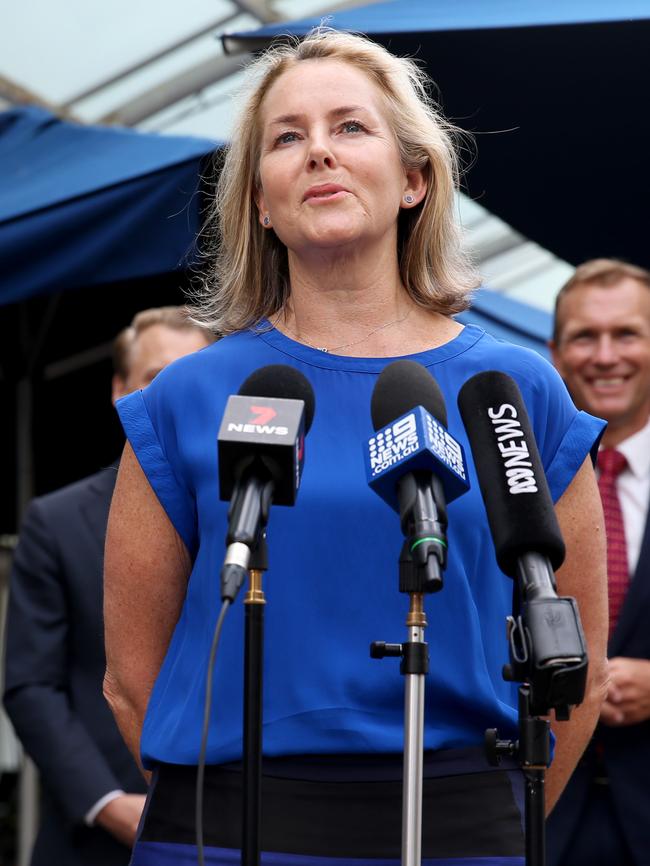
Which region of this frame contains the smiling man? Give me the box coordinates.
[547,259,650,866]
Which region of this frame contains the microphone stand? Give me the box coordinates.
[242,536,268,866]
[485,553,588,866]
[371,471,446,866]
[223,467,273,866]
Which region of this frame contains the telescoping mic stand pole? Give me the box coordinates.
[223,470,273,866]
[371,472,447,866]
[485,553,588,866]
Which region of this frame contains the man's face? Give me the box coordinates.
[550,278,650,444]
[112,323,210,401]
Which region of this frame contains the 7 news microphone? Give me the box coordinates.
[365,359,469,592]
[217,364,315,602]
[458,370,587,716]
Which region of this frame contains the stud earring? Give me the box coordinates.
[263,215,271,226]
[404,194,415,204]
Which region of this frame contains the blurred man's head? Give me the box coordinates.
[112,306,213,402]
[550,259,650,447]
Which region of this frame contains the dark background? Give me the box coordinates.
[1,271,190,534]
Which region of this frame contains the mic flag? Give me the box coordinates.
[457,371,565,578]
[218,364,315,507]
[365,360,469,510]
[365,360,469,593]
[218,364,315,602]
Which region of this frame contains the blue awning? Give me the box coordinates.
[224,0,650,47]
[0,106,217,305]
[459,289,551,359]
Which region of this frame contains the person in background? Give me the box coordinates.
[548,259,650,866]
[3,307,213,866]
[104,29,608,866]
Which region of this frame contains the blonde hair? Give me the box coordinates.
[191,27,479,334]
[113,306,213,378]
[553,258,650,342]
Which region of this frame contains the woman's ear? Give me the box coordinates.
[254,186,269,226]
[402,168,428,208]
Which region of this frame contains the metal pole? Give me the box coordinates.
[242,569,265,866]
[525,769,546,866]
[401,595,427,866]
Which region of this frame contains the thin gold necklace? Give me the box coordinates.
[276,307,412,354]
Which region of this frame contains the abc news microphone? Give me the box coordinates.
[365,359,469,593]
[217,364,315,602]
[458,370,588,718]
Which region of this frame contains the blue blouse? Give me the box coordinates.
[117,323,604,769]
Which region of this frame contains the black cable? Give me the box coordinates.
[196,598,231,866]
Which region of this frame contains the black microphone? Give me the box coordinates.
[218,364,315,602]
[457,371,586,716]
[366,360,469,593]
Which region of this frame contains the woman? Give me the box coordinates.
[104,28,608,866]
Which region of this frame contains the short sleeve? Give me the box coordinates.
[544,409,604,502]
[116,389,198,558]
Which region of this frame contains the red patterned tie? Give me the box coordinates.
[597,448,629,638]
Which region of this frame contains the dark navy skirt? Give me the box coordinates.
[130,750,525,865]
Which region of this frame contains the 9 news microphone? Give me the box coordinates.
[218,364,315,602]
[365,360,469,593]
[457,371,587,716]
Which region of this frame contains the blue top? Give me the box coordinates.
[117,323,604,769]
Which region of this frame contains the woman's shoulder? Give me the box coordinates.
[451,325,561,393]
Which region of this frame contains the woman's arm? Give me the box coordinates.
[545,455,609,813]
[103,442,191,776]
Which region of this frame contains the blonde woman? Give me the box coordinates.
[104,29,608,866]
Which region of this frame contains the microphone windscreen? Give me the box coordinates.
[457,371,565,577]
[371,359,447,430]
[239,364,315,432]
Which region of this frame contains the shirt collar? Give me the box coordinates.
[616,415,650,480]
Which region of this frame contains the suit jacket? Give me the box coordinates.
[3,467,147,866]
[547,500,650,864]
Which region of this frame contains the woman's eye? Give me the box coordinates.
[275,131,300,145]
[341,120,365,134]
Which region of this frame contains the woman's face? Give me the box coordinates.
[255,58,426,257]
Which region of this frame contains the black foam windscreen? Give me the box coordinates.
[238,364,315,432]
[371,359,447,430]
[457,370,566,577]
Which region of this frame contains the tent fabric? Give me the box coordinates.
[224,0,650,48]
[0,106,216,305]
[459,288,551,358]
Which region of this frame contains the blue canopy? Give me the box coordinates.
[459,289,551,358]
[225,0,650,44]
[225,0,650,271]
[0,106,216,305]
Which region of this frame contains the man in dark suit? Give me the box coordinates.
[548,259,650,866]
[3,307,212,866]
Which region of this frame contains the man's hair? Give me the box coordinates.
[190,26,479,335]
[112,306,213,379]
[553,258,650,342]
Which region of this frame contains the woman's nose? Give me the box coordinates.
[307,133,337,170]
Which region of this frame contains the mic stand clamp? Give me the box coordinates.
[370,538,442,866]
[485,553,589,866]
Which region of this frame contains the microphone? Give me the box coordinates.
[365,360,469,592]
[457,371,586,716]
[218,364,315,602]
